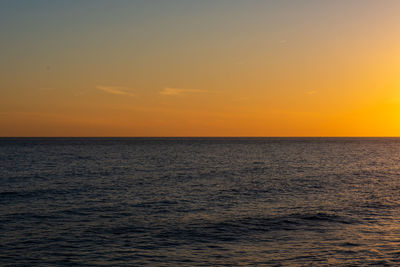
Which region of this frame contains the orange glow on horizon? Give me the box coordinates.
[1,1,400,137]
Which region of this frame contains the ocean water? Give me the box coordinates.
[1,138,400,266]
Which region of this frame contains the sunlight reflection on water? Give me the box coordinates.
[1,138,400,265]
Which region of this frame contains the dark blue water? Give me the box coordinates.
[1,138,400,266]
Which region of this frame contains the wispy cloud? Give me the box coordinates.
[96,85,135,97]
[159,87,208,96]
[74,90,87,97]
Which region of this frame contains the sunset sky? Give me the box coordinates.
[1,0,400,137]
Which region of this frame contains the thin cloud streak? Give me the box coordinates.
[159,87,208,96]
[96,85,135,97]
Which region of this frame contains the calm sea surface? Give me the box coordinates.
[1,138,400,266]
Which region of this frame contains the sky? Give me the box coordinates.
[1,0,400,137]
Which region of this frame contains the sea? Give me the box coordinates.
[1,138,400,266]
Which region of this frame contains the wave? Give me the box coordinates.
[146,212,359,245]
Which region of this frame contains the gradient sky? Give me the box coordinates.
[1,0,400,136]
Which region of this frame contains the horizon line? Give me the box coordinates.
[1,136,400,138]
